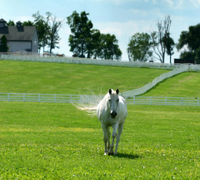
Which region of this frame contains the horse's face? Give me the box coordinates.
[108,89,119,118]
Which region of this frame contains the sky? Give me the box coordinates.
[1,0,200,63]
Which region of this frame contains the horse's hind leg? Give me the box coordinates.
[107,126,110,151]
[114,122,124,155]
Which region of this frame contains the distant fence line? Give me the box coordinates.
[1,54,184,69]
[121,65,189,97]
[1,93,200,106]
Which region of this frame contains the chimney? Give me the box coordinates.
[16,21,22,27]
[0,18,7,28]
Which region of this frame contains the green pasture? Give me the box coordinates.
[0,60,169,94]
[0,102,200,179]
[142,71,200,97]
[1,59,200,179]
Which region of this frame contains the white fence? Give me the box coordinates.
[121,65,189,97]
[126,96,200,106]
[1,93,200,106]
[1,54,183,69]
[0,93,81,103]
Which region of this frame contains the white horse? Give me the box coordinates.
[97,89,127,155]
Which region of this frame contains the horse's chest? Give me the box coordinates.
[104,117,118,126]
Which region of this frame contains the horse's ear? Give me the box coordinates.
[116,89,119,94]
[109,89,112,94]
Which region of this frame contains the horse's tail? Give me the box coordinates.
[73,92,103,116]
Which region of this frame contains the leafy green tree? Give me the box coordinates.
[127,32,152,62]
[162,33,175,64]
[177,23,200,63]
[67,11,122,60]
[46,12,62,54]
[0,35,8,52]
[89,29,101,59]
[22,21,34,26]
[33,11,62,54]
[33,12,49,52]
[67,11,93,58]
[7,20,15,26]
[195,47,200,64]
[98,33,122,60]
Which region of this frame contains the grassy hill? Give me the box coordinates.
[0,60,169,94]
[142,71,200,97]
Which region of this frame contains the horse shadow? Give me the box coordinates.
[113,153,140,159]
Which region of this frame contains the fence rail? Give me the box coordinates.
[121,65,190,97]
[1,93,200,106]
[1,54,184,69]
[0,93,81,103]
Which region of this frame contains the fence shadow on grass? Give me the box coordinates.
[114,153,139,159]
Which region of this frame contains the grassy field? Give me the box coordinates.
[1,60,200,179]
[0,101,200,179]
[142,71,200,97]
[0,60,169,94]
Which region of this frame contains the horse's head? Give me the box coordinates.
[108,89,119,118]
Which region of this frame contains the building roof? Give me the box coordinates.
[0,26,37,41]
[0,18,6,23]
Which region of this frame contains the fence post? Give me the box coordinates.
[149,96,152,105]
[165,97,167,105]
[8,93,10,101]
[54,94,56,103]
[133,96,135,104]
[181,97,183,105]
[23,93,25,102]
[38,94,40,102]
[198,98,199,106]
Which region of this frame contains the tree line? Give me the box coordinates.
[128,15,200,63]
[5,11,200,63]
[6,11,121,60]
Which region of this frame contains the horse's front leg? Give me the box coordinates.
[101,123,108,155]
[107,126,110,151]
[115,122,124,155]
[108,123,118,155]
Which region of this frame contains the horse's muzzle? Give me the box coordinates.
[110,110,117,118]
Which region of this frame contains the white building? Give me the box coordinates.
[0,18,38,53]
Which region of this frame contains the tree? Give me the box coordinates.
[90,29,101,59]
[163,33,175,64]
[127,32,153,62]
[7,20,15,26]
[33,12,49,52]
[33,11,62,54]
[67,11,122,60]
[151,15,172,63]
[46,12,62,54]
[0,35,8,52]
[177,23,200,63]
[98,33,122,60]
[22,20,34,26]
[67,11,93,58]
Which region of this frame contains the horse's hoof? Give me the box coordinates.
[108,151,114,156]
